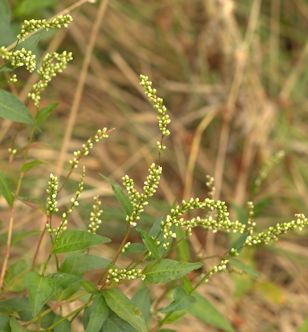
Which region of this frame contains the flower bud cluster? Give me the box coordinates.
[107,267,145,284]
[202,258,229,283]
[29,51,73,106]
[139,74,170,151]
[69,128,109,168]
[17,15,73,42]
[124,163,162,227]
[88,196,103,234]
[246,201,256,235]
[0,47,36,73]
[47,167,85,235]
[8,148,17,156]
[9,74,18,83]
[254,150,285,189]
[121,242,131,253]
[174,215,245,238]
[205,175,215,199]
[122,176,140,202]
[246,214,308,246]
[161,197,235,248]
[46,173,59,216]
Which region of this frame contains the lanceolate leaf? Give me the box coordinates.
[188,293,235,332]
[85,294,109,332]
[160,287,195,313]
[231,233,249,252]
[0,298,32,321]
[102,312,138,332]
[0,0,15,46]
[138,228,160,259]
[0,171,13,207]
[0,314,10,331]
[132,287,151,323]
[103,288,147,332]
[0,89,34,125]
[230,258,258,277]
[48,273,80,301]
[3,259,29,292]
[21,160,44,173]
[144,259,202,284]
[25,272,55,316]
[34,103,57,127]
[60,253,110,275]
[111,182,133,215]
[53,230,110,254]
[9,317,29,332]
[100,175,133,215]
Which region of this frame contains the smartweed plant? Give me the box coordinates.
[0,7,307,332]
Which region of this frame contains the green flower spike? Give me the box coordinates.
[17,14,73,42]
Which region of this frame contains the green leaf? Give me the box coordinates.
[230,233,248,252]
[0,65,13,72]
[48,273,80,301]
[9,317,29,332]
[21,160,44,173]
[0,171,13,207]
[53,230,111,254]
[60,253,110,275]
[81,280,98,294]
[102,312,138,332]
[0,0,15,46]
[0,314,10,331]
[34,103,57,127]
[0,298,32,321]
[160,287,195,313]
[103,288,147,332]
[3,259,29,292]
[297,319,308,332]
[25,272,55,316]
[85,294,109,332]
[101,175,133,215]
[189,293,235,332]
[112,182,133,215]
[123,242,146,254]
[175,228,190,262]
[138,228,160,259]
[144,259,202,284]
[160,310,185,324]
[132,287,151,323]
[0,89,34,125]
[230,258,258,277]
[52,316,71,332]
[15,0,56,16]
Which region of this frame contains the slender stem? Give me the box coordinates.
[0,172,24,288]
[31,225,46,270]
[97,226,131,287]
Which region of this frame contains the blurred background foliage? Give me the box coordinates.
[0,0,307,331]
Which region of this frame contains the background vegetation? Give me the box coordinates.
[0,0,307,331]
